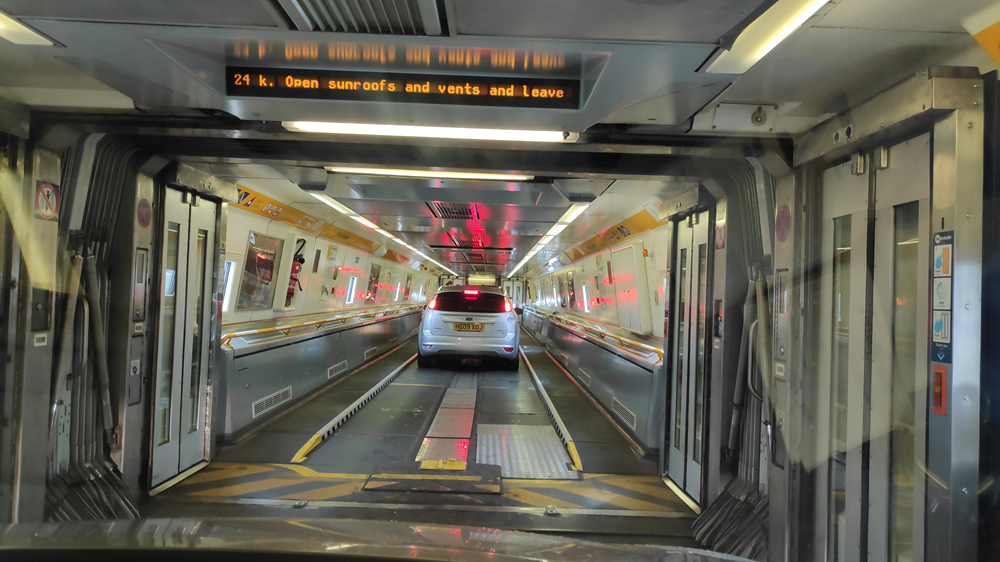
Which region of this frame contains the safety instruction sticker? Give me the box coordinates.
[34,181,59,221]
[933,231,953,277]
[933,278,952,310]
[931,230,954,364]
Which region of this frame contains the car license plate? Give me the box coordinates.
[454,323,485,332]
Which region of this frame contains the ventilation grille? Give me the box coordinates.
[411,327,418,335]
[0,0,279,27]
[577,368,592,387]
[559,353,569,366]
[364,347,378,360]
[427,202,481,220]
[389,337,398,346]
[253,386,293,418]
[612,397,637,430]
[328,360,349,379]
[279,0,443,35]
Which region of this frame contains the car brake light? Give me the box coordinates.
[504,301,512,312]
[463,289,479,295]
[503,347,514,352]
[428,298,437,309]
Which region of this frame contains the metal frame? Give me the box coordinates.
[793,68,984,562]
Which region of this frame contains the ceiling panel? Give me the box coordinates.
[454,0,765,43]
[0,0,279,27]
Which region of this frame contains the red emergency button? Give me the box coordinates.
[932,364,948,416]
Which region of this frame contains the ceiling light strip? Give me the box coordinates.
[285,121,577,143]
[326,167,533,181]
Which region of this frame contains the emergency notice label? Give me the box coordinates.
[931,231,954,364]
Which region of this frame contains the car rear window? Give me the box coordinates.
[433,291,507,313]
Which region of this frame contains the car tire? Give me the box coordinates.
[504,357,520,371]
[417,354,434,369]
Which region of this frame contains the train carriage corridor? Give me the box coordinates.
[0,2,998,562]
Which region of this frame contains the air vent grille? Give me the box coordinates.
[278,0,443,35]
[252,386,292,418]
[364,347,378,360]
[612,397,637,430]
[389,337,398,346]
[578,368,592,387]
[427,202,480,220]
[328,360,349,379]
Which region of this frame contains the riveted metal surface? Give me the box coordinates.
[426,408,475,438]
[476,425,579,480]
[414,438,471,463]
[439,388,478,409]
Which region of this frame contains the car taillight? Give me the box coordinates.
[428,298,437,309]
[463,289,479,295]
[504,301,512,312]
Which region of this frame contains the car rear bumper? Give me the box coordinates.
[418,333,519,359]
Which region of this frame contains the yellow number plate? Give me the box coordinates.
[454,323,485,332]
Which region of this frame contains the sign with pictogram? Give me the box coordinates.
[715,226,726,249]
[34,181,59,222]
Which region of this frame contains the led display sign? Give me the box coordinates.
[226,66,579,109]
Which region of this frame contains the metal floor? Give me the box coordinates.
[145,333,695,542]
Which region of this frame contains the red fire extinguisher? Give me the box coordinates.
[286,254,305,306]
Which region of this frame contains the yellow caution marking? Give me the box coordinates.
[363,480,400,489]
[505,487,582,509]
[393,383,443,387]
[475,484,502,493]
[561,485,671,511]
[566,442,584,472]
[372,473,482,481]
[191,478,304,497]
[272,463,367,480]
[177,463,273,486]
[601,475,687,504]
[290,434,324,464]
[419,458,466,471]
[278,481,364,501]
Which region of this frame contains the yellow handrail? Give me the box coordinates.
[547,313,664,363]
[221,304,424,349]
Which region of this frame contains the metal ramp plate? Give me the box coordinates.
[450,373,479,389]
[476,424,580,480]
[426,408,475,438]
[439,388,477,409]
[363,462,501,494]
[415,438,470,463]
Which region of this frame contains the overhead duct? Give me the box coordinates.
[276,0,444,34]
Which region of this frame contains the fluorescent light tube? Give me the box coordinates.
[557,203,589,224]
[547,224,568,236]
[285,122,577,143]
[309,192,357,216]
[707,0,828,74]
[0,12,52,45]
[374,228,393,237]
[327,167,533,181]
[538,235,554,245]
[350,215,377,229]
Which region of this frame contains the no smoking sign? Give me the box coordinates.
[35,181,59,222]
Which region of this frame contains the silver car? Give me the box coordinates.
[417,285,520,370]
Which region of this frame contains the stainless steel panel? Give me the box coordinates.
[926,110,982,562]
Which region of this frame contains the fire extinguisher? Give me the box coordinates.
[286,253,305,306]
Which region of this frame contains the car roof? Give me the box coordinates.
[435,285,505,295]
